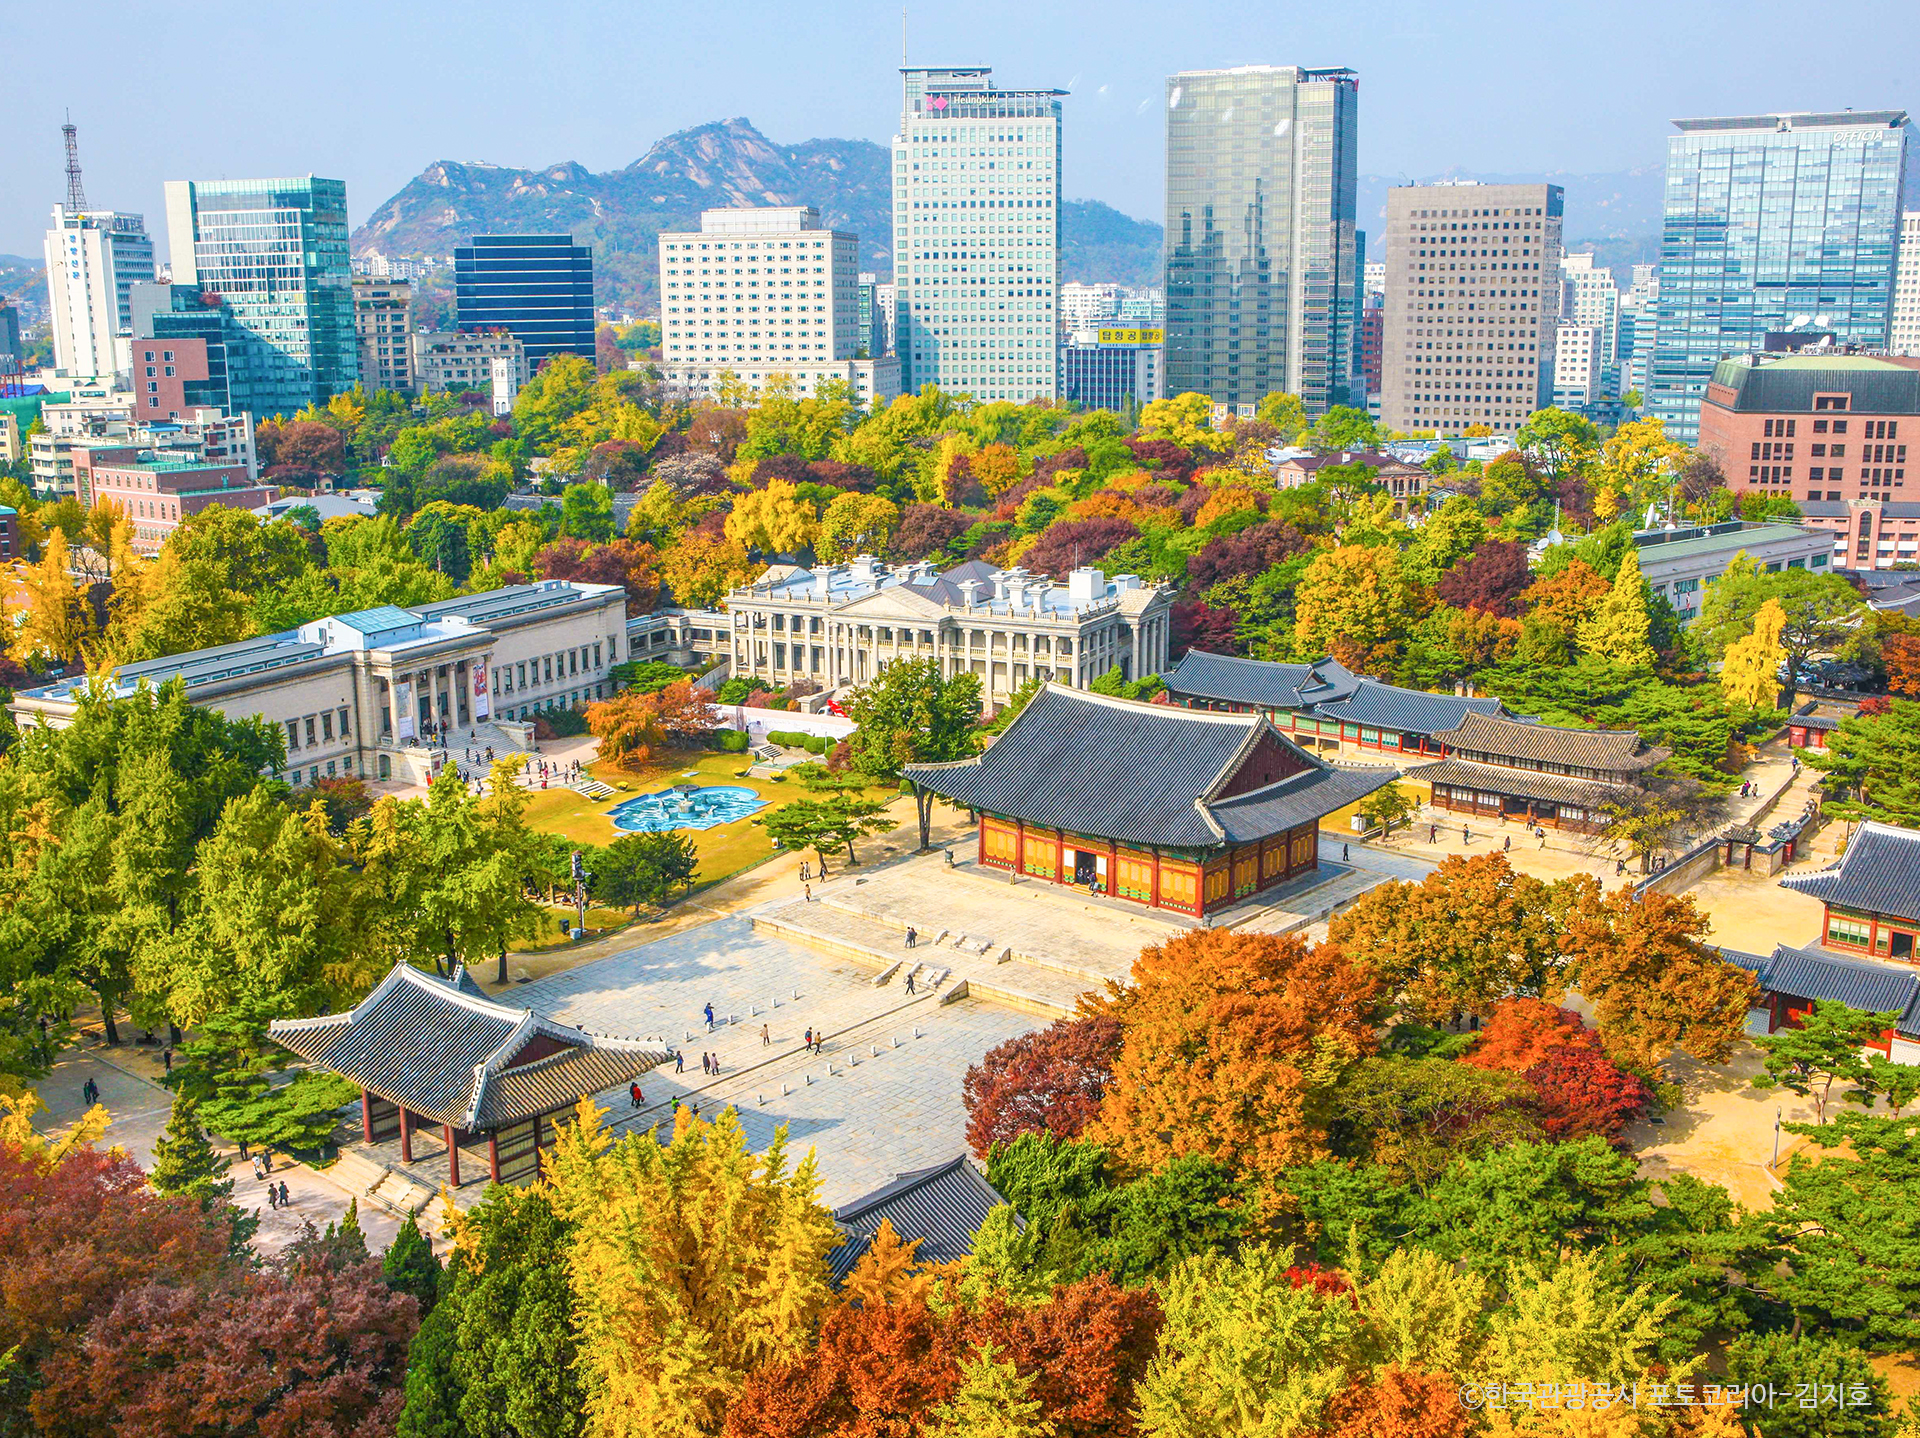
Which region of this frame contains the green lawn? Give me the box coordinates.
[518,747,896,892]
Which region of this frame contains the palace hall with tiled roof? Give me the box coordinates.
[272,961,671,1187]
[1413,709,1669,832]
[905,684,1394,917]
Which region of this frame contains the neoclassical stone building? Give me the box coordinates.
[10,580,629,786]
[720,557,1174,705]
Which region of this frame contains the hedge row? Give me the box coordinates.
[766,730,831,755]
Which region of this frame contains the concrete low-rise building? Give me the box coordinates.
[720,556,1173,706]
[10,580,629,787]
[1627,520,1835,625]
[414,330,527,394]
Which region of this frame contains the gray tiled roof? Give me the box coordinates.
[906,685,1389,849]
[1411,756,1630,810]
[270,963,670,1130]
[1717,940,1920,1038]
[828,1155,1011,1283]
[1428,710,1666,772]
[1209,767,1398,843]
[1164,650,1505,734]
[1782,822,1920,923]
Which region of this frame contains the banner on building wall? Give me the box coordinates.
[396,681,415,740]
[472,662,490,721]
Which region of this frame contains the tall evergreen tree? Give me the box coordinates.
[148,1092,232,1208]
[382,1213,442,1314]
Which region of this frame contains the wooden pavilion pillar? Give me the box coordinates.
[398,1106,412,1163]
[446,1124,461,1187]
[360,1087,374,1144]
[488,1131,501,1183]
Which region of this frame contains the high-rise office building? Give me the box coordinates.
[164,176,357,416]
[1163,66,1360,415]
[1650,110,1912,443]
[45,204,154,381]
[1561,252,1622,393]
[657,208,898,404]
[1379,182,1563,434]
[1893,211,1920,356]
[894,66,1063,402]
[1553,324,1604,407]
[453,234,596,368]
[353,277,415,393]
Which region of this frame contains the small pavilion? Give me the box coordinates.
[271,962,671,1187]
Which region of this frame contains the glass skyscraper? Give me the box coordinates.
[454,235,596,368]
[1650,110,1912,444]
[1163,66,1361,415]
[163,176,357,417]
[894,67,1064,402]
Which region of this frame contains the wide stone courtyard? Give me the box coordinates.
[364,912,1044,1209]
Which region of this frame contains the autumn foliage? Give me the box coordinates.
[962,1013,1124,1158]
[1466,998,1651,1141]
[1087,929,1386,1198]
[585,678,719,770]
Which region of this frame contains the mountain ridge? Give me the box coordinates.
[353,118,1167,313]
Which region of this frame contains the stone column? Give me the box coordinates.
[386,676,401,742]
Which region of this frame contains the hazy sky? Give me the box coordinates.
[8,0,1914,258]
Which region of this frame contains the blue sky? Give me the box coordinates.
[7,0,1914,257]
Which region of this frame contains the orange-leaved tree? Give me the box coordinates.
[1554,876,1759,1074]
[1086,928,1386,1201]
[586,678,718,771]
[1327,854,1564,1023]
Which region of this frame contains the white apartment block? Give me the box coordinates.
[895,67,1063,403]
[658,208,899,405]
[722,556,1173,706]
[44,206,153,382]
[1553,323,1604,406]
[352,277,415,393]
[1379,181,1563,434]
[1059,282,1122,334]
[10,580,630,789]
[1561,252,1621,389]
[413,330,527,394]
[1894,212,1920,356]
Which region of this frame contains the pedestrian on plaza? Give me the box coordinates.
[629,1081,642,1109]
[761,1023,771,1046]
[252,1156,265,1182]
[267,1184,278,1211]
[804,1027,814,1049]
[238,1138,251,1161]
[905,971,917,995]
[1503,835,1511,853]
[800,861,810,882]
[82,1077,99,1107]
[1462,825,1470,845]
[905,926,917,948]
[262,1150,273,1175]
[278,1181,290,1208]
[162,1048,172,1075]
[1341,843,1350,863]
[1429,823,1438,843]
[674,1050,685,1073]
[704,1001,715,1028]
[1616,859,1626,877]
[804,884,812,903]
[710,1054,721,1075]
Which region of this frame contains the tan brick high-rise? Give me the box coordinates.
[1381,183,1562,435]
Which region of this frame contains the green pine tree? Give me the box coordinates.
[924,1344,1056,1438]
[382,1212,443,1314]
[1576,547,1657,668]
[149,1092,233,1208]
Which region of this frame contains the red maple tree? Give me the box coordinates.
[962,1014,1124,1158]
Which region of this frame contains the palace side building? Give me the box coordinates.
[905,685,1395,919]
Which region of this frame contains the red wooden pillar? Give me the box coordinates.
[488,1131,501,1183]
[399,1106,412,1163]
[360,1087,373,1144]
[446,1125,460,1187]
[1014,820,1025,876]
[1150,847,1162,910]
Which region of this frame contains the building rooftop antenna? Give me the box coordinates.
[63,113,88,212]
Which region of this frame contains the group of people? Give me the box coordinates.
[801,1027,825,1055]
[264,1179,294,1210]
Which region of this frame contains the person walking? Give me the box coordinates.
[704,1001,715,1030]
[761,1023,771,1046]
[674,1050,685,1073]
[905,970,917,995]
[277,1181,290,1208]
[1341,843,1350,863]
[1462,825,1471,846]
[905,926,917,948]
[162,1048,172,1075]
[710,1054,721,1075]
[629,1081,642,1110]
[804,883,812,903]
[262,1150,273,1175]
[82,1077,99,1107]
[804,1027,813,1050]
[252,1155,265,1183]
[1503,835,1511,853]
[266,1183,279,1211]
[1429,823,1438,844]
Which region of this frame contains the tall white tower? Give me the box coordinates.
[42,125,153,381]
[893,67,1064,402]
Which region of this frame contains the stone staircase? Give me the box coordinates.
[571,776,617,800]
[327,1147,442,1222]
